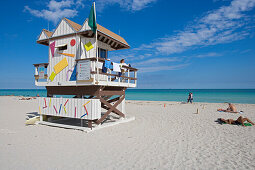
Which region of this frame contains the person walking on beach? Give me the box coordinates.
[187,92,193,103]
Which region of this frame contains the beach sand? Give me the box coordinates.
[0,96,254,169]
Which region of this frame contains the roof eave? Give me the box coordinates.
[36,40,49,46]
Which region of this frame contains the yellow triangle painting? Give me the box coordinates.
[58,52,75,58]
[84,42,94,51]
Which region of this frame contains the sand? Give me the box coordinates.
[0,96,255,169]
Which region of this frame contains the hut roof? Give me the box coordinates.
[37,18,129,48]
[97,24,128,46]
[64,18,82,32]
[43,29,53,37]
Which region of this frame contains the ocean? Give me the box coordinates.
[0,89,255,104]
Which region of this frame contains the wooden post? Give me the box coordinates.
[134,71,137,86]
[88,120,92,129]
[127,69,130,85]
[121,97,126,115]
[81,119,84,127]
[35,66,38,85]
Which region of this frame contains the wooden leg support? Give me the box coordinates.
[96,95,125,124]
[88,120,92,129]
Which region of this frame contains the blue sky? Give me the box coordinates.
[0,0,255,89]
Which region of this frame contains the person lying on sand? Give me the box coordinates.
[218,116,254,126]
[217,103,239,113]
[20,97,32,100]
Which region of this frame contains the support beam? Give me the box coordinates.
[107,96,120,103]
[99,35,103,40]
[46,86,102,96]
[104,38,108,43]
[114,43,118,48]
[111,42,117,49]
[99,90,125,96]
[107,40,112,45]
[88,120,92,129]
[88,31,93,37]
[96,95,125,124]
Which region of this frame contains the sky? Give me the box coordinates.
[0,0,255,89]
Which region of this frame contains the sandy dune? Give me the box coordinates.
[0,96,254,169]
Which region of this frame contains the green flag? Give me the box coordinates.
[88,3,97,34]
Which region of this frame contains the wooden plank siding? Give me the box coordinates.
[51,19,76,37]
[48,35,78,84]
[38,97,101,120]
[80,37,96,59]
[38,31,48,41]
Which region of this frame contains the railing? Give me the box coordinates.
[33,63,48,85]
[76,57,138,86]
[33,58,138,87]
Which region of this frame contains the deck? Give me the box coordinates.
[34,57,138,88]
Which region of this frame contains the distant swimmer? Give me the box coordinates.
[217,103,238,113]
[218,116,254,126]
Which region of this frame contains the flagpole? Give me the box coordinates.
[94,2,99,84]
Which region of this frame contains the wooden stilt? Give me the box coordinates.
[88,120,92,129]
[96,95,125,124]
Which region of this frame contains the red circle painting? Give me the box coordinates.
[70,39,76,46]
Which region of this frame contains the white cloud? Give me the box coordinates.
[24,0,83,25]
[139,0,255,55]
[48,0,73,10]
[139,63,190,73]
[194,52,222,58]
[96,0,157,12]
[131,0,157,11]
[135,57,180,66]
[76,0,85,8]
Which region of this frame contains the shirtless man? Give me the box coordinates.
[219,116,254,126]
[218,103,238,113]
[226,103,237,112]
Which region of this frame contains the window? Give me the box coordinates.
[55,44,67,51]
[59,45,67,51]
[98,48,107,59]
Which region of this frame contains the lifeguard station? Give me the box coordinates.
[34,6,138,130]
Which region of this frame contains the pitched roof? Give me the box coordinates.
[43,29,53,37]
[97,24,129,46]
[38,18,129,47]
[64,18,82,32]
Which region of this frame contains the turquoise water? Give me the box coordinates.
[0,89,255,104]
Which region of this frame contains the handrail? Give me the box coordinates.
[33,63,49,67]
[90,71,137,80]
[76,57,138,71]
[33,58,138,86]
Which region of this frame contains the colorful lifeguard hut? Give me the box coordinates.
[34,9,138,129]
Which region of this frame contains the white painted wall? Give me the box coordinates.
[80,19,91,32]
[39,97,101,120]
[38,31,48,41]
[48,35,77,84]
[80,37,96,59]
[52,19,75,37]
